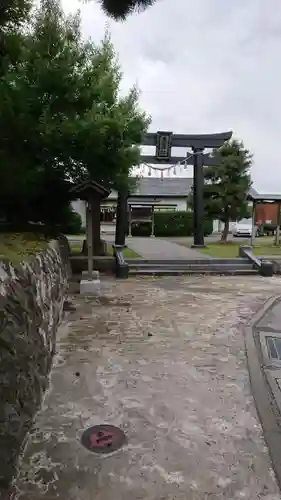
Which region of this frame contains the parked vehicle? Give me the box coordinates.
[232,218,262,238]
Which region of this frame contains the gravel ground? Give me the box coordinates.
[10,275,281,500]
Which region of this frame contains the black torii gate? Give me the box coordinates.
[115,130,232,248]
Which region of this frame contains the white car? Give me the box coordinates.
[232,218,260,238]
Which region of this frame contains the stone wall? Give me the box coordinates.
[0,237,69,486]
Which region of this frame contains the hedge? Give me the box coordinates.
[62,210,83,235]
[130,211,213,237]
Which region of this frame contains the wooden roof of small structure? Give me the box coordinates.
[70,179,110,200]
[247,192,281,203]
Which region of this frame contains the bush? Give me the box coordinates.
[61,209,83,235]
[130,211,213,237]
[131,221,151,237]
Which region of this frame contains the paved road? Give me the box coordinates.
[12,275,281,500]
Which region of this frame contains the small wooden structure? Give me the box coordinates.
[128,202,177,237]
[248,192,281,245]
[70,180,110,278]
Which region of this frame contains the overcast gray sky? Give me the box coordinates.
[62,0,281,192]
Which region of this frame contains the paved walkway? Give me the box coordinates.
[125,237,211,260]
[9,275,281,499]
[67,234,210,259]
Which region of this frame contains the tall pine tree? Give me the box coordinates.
[204,139,252,241]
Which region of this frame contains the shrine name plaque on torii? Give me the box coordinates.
[141,130,233,247]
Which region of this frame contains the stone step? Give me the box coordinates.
[129,268,258,276]
[126,258,250,265]
[128,263,254,271]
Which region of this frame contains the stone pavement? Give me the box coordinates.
[67,234,210,259]
[124,236,211,260]
[8,275,281,500]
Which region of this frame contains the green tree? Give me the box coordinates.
[0,0,83,226]
[203,139,252,241]
[0,0,31,26]
[0,0,150,229]
[63,31,150,187]
[0,0,33,72]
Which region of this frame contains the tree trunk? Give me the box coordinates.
[221,219,229,242]
[115,187,128,247]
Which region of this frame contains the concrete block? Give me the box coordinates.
[239,245,252,258]
[260,260,274,277]
[116,263,129,279]
[80,279,101,296]
[82,270,100,281]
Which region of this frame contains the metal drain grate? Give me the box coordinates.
[266,336,281,361]
[81,425,126,454]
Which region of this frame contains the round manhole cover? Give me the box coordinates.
[81,425,127,454]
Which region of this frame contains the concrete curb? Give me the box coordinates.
[244,295,281,491]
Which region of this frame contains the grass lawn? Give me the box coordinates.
[69,241,84,254]
[0,233,48,263]
[199,241,281,259]
[69,239,139,259]
[106,245,139,259]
